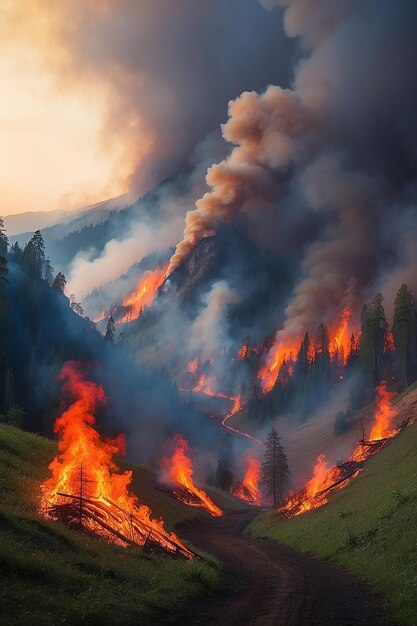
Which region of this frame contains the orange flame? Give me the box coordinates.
[233,458,261,505]
[280,381,398,516]
[162,435,222,517]
[237,344,249,360]
[119,263,168,323]
[384,330,395,353]
[257,341,299,393]
[40,362,191,557]
[258,308,356,392]
[187,357,199,374]
[370,381,398,441]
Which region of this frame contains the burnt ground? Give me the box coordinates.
[171,511,393,626]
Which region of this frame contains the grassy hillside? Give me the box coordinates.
[0,425,246,625]
[247,417,417,625]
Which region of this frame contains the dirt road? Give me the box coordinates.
[176,511,391,626]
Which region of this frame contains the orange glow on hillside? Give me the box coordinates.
[120,263,168,323]
[280,381,398,516]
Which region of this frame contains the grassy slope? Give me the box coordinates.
[247,418,417,625]
[0,425,246,625]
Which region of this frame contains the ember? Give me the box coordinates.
[233,458,262,506]
[162,435,223,517]
[40,362,192,558]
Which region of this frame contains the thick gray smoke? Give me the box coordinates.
[190,281,240,361]
[28,0,292,197]
[169,0,417,346]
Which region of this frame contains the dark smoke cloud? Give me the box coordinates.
[169,0,417,347]
[30,0,293,196]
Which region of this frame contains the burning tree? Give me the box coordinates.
[261,428,289,507]
[40,361,192,558]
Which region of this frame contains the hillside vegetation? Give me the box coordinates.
[0,425,245,625]
[247,395,417,626]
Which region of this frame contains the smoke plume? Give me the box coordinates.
[7,0,293,202]
[190,281,240,361]
[169,0,417,344]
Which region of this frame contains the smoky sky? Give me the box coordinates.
[46,0,294,194]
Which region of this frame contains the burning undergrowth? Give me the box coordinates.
[279,382,402,517]
[40,361,193,559]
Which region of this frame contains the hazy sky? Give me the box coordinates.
[0,0,291,216]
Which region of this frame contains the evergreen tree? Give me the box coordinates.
[69,294,84,316]
[51,272,67,294]
[9,241,23,265]
[43,258,54,284]
[104,316,115,344]
[22,230,45,280]
[0,217,8,312]
[351,293,389,408]
[215,431,234,491]
[261,427,289,506]
[393,284,417,388]
[312,323,331,389]
[359,293,388,394]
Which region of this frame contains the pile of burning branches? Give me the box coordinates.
[232,458,262,506]
[40,362,193,559]
[279,382,405,518]
[161,435,223,517]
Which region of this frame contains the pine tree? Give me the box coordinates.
[312,323,331,388]
[350,293,389,410]
[359,293,388,396]
[261,427,289,506]
[51,272,67,294]
[43,258,54,284]
[393,284,417,388]
[104,316,115,344]
[215,432,234,491]
[22,230,45,280]
[0,217,8,312]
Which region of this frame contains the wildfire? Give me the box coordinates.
[187,357,199,374]
[162,435,223,517]
[333,308,351,351]
[233,458,262,505]
[257,340,299,393]
[40,362,192,558]
[237,344,249,360]
[258,308,355,393]
[280,381,399,517]
[119,263,168,323]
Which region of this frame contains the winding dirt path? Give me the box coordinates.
[176,511,392,626]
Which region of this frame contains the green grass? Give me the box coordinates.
[247,420,417,625]
[0,424,233,625]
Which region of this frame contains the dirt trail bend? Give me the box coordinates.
[177,511,391,626]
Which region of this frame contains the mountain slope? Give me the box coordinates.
[247,386,417,626]
[0,424,247,625]
[5,194,129,238]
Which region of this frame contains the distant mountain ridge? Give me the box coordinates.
[4,194,130,237]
